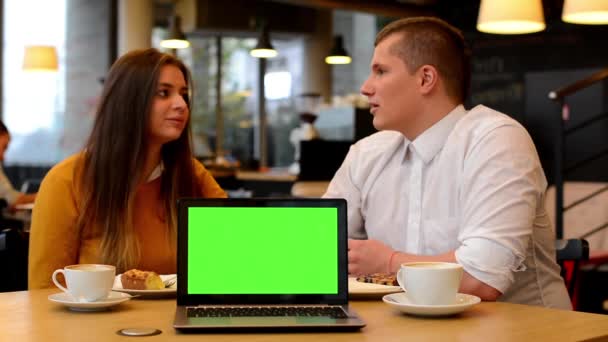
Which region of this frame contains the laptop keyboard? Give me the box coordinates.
[187,306,348,319]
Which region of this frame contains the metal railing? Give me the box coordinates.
[548,68,608,239]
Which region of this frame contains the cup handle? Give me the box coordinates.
[51,269,69,293]
[396,268,405,290]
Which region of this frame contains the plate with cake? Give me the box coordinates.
[349,273,403,299]
[113,269,177,297]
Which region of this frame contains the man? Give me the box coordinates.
[323,17,570,309]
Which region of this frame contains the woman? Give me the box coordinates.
[28,49,226,289]
[0,121,37,209]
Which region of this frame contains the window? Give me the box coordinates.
[2,1,110,166]
[2,0,66,165]
[153,33,304,169]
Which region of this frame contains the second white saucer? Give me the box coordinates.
[382,292,481,317]
[48,291,132,312]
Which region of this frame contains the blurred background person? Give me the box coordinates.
[0,121,37,210]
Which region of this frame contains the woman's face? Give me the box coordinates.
[147,64,189,147]
[0,133,10,162]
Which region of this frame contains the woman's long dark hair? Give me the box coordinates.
[76,48,202,272]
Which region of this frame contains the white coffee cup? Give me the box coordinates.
[51,264,116,302]
[396,262,463,306]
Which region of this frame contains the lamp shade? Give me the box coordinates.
[325,36,351,65]
[250,26,277,58]
[477,0,546,34]
[160,15,190,49]
[562,0,608,25]
[22,45,58,72]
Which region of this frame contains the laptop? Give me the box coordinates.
[173,198,365,331]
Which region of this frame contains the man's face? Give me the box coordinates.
[0,133,10,162]
[360,34,421,134]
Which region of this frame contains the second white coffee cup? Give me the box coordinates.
[397,262,463,306]
[52,264,116,302]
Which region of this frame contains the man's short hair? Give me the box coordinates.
[375,16,471,103]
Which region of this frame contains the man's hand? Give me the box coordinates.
[348,239,394,275]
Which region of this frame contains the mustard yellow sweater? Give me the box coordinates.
[28,153,226,289]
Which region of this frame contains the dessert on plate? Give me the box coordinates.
[355,273,398,286]
[120,269,164,290]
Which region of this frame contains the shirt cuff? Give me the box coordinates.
[455,237,526,293]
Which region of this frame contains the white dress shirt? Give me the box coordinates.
[0,165,20,205]
[324,104,571,309]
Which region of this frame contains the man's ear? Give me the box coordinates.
[418,65,439,95]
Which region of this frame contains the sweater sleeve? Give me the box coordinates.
[192,159,227,198]
[28,156,82,289]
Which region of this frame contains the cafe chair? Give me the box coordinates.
[0,228,29,292]
[556,238,589,298]
[19,178,42,193]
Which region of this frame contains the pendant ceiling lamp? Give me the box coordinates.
[562,0,608,25]
[160,15,190,49]
[22,45,58,72]
[477,0,546,34]
[325,36,351,65]
[250,24,278,59]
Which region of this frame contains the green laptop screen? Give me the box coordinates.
[187,207,338,294]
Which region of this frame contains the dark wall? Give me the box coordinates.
[4,166,50,193]
[376,0,608,183]
[462,15,608,184]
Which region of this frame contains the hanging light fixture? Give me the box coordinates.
[477,0,546,34]
[250,24,277,59]
[562,0,608,25]
[22,45,58,72]
[325,35,351,65]
[160,15,190,49]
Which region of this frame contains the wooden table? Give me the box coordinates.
[2,289,608,341]
[291,181,330,198]
[234,169,297,197]
[236,170,297,182]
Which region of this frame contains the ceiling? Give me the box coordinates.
[153,0,570,34]
[266,0,569,33]
[266,0,435,18]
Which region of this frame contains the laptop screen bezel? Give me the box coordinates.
[177,197,349,306]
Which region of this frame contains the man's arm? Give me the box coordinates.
[348,239,502,301]
[389,249,502,301]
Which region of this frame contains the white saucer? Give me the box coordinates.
[112,274,177,298]
[382,292,481,317]
[348,277,402,299]
[48,291,132,312]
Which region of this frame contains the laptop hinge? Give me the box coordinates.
[190,304,334,308]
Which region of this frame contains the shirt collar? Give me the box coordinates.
[410,104,466,164]
[147,162,164,182]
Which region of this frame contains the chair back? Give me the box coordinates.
[19,178,42,193]
[556,239,590,262]
[556,238,590,299]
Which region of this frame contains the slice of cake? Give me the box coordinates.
[356,273,398,286]
[120,269,164,290]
